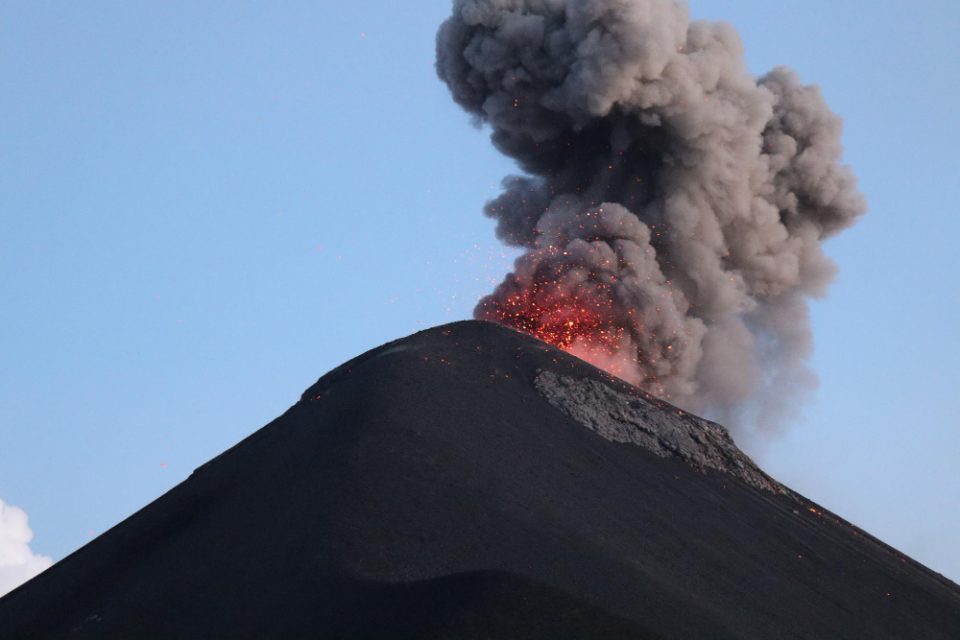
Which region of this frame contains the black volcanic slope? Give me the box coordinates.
[2,321,958,639]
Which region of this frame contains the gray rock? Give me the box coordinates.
[534,369,786,494]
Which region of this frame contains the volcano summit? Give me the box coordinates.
[0,321,957,639]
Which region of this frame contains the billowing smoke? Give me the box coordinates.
[0,498,52,597]
[437,0,865,433]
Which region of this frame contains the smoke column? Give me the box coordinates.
[437,0,865,433]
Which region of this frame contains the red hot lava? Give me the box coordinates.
[477,275,655,394]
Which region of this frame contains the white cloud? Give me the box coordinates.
[0,498,53,598]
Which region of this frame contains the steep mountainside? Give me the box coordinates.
[1,321,958,639]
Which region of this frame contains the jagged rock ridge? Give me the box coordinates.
[535,370,783,493]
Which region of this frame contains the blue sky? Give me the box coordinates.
[1,1,958,587]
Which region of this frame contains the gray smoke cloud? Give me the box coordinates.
[436,0,865,434]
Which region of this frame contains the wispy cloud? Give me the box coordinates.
[0,499,53,597]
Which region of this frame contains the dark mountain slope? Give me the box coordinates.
[1,320,958,639]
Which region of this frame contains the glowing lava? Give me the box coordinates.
[476,277,659,394]
[491,286,623,352]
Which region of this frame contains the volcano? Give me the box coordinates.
[1,321,958,639]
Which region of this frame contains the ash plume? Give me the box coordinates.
[436,0,865,433]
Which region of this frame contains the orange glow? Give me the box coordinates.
[487,283,626,355]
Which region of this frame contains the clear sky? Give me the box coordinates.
[1,1,957,590]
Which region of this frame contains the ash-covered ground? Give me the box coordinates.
[1,321,957,639]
